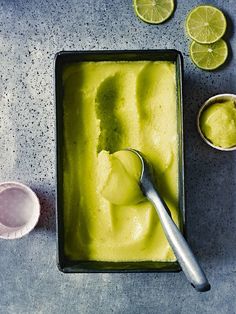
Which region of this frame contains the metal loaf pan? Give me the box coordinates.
[55,50,184,273]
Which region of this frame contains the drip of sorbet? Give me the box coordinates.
[200,100,236,148]
[97,150,144,205]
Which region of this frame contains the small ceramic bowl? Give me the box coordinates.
[197,93,236,151]
[0,182,40,239]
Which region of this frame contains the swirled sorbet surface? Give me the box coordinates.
[63,61,180,261]
[200,100,236,148]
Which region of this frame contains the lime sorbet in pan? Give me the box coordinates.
[97,150,144,206]
[63,61,180,261]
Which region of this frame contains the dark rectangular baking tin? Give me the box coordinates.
[55,50,185,273]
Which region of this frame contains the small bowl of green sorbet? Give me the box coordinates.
[197,94,236,151]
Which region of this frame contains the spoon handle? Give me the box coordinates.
[147,187,210,292]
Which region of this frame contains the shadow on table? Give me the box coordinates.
[183,72,236,264]
[223,11,235,40]
[33,185,56,232]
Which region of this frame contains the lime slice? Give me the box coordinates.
[133,0,174,24]
[186,5,227,44]
[190,39,228,70]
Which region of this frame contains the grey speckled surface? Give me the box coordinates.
[0,0,236,313]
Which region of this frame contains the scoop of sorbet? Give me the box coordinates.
[97,150,144,205]
[200,100,236,148]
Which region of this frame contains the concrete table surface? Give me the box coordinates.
[0,0,235,313]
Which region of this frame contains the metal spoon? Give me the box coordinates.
[128,148,210,292]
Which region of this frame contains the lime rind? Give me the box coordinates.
[133,0,175,24]
[186,5,227,44]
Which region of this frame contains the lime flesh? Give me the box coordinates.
[133,0,174,24]
[186,5,227,44]
[190,39,228,70]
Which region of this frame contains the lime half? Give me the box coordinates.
[133,0,174,24]
[190,39,228,71]
[186,5,227,44]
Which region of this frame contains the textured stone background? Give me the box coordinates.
[0,0,235,313]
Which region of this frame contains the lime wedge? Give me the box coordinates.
[190,39,228,71]
[186,5,227,44]
[133,0,174,24]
